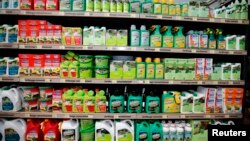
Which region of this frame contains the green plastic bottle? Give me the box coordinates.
[162,26,173,48]
[216,29,226,50]
[150,25,162,48]
[208,30,216,49]
[127,89,142,113]
[146,90,160,113]
[95,90,107,113]
[174,26,185,48]
[84,90,95,113]
[130,25,140,46]
[136,121,149,141]
[149,121,163,141]
[73,90,85,112]
[62,89,75,112]
[109,89,124,113]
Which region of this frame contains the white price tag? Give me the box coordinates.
[52,114,57,118]
[60,79,65,83]
[138,80,144,84]
[210,50,215,54]
[24,114,30,117]
[81,79,85,83]
[193,17,197,21]
[169,81,174,84]
[229,81,233,85]
[131,14,137,18]
[176,16,182,20]
[221,19,226,23]
[209,18,215,22]
[114,115,119,119]
[225,115,230,118]
[131,47,136,51]
[19,45,25,49]
[85,12,90,16]
[60,46,65,49]
[0,77,2,81]
[157,15,162,19]
[20,78,25,82]
[155,48,160,51]
[145,80,150,84]
[198,81,202,85]
[162,115,168,119]
[205,115,211,118]
[45,79,50,82]
[104,13,110,16]
[88,115,94,118]
[180,115,185,118]
[112,80,117,83]
[191,50,196,53]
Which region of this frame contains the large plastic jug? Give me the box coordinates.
[95,120,115,141]
[136,121,149,141]
[60,119,79,141]
[4,119,27,141]
[149,122,163,141]
[26,119,43,141]
[41,119,60,141]
[0,88,22,111]
[0,119,6,141]
[115,120,134,141]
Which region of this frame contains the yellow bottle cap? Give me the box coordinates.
[145,57,152,62]
[154,58,161,63]
[135,57,142,62]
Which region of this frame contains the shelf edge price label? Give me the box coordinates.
[88,115,94,118]
[225,115,230,118]
[112,80,117,83]
[114,115,119,119]
[205,115,211,118]
[180,115,185,119]
[162,115,168,119]
[145,80,150,84]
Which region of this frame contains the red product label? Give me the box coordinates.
[20,0,34,10]
[34,0,46,10]
[18,20,28,26]
[46,0,59,10]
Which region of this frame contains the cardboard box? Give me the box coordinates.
[195,58,204,80]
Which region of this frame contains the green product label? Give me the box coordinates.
[129,100,141,112]
[239,39,245,50]
[162,4,169,15]
[228,39,236,50]
[95,30,105,45]
[117,30,128,46]
[182,4,188,16]
[185,61,195,80]
[211,67,221,80]
[163,36,173,48]
[62,129,75,140]
[169,5,176,15]
[103,1,110,12]
[175,37,185,48]
[208,40,216,49]
[146,64,155,79]
[95,58,109,67]
[136,63,146,79]
[83,30,94,45]
[164,60,176,80]
[150,36,162,47]
[123,2,129,12]
[118,129,133,141]
[123,61,136,79]
[155,63,164,79]
[232,66,241,80]
[95,68,109,78]
[117,2,123,12]
[175,5,181,15]
[96,129,112,141]
[194,98,205,112]
[86,0,94,11]
[223,66,231,80]
[94,0,102,11]
[79,68,92,78]
[218,40,226,50]
[60,0,71,11]
[182,98,193,112]
[111,2,117,12]
[110,62,123,79]
[111,100,123,112]
[154,3,162,14]
[142,3,153,13]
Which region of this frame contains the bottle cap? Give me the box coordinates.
[135,57,142,62]
[154,58,161,63]
[145,57,152,62]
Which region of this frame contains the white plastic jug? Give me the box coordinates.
[0,119,6,141]
[4,119,27,141]
[115,120,134,141]
[95,120,115,141]
[0,88,22,111]
[60,119,79,141]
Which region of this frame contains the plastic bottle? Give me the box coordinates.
[60,119,79,141]
[184,124,192,141]
[169,124,176,141]
[115,120,134,141]
[236,35,245,50]
[149,122,163,141]
[136,121,149,141]
[208,30,216,49]
[162,26,173,48]
[4,119,27,141]
[146,90,160,113]
[26,119,43,141]
[140,25,150,47]
[225,35,237,50]
[95,90,107,113]
[0,88,22,111]
[150,25,162,48]
[95,120,115,141]
[163,122,170,141]
[84,90,95,113]
[234,0,241,19]
[127,89,142,113]
[176,124,184,141]
[240,0,248,20]
[216,29,226,50]
[0,119,5,141]
[130,25,140,46]
[109,89,124,113]
[174,26,185,48]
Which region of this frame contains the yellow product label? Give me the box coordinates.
[162,0,167,3]
[169,5,176,15]
[175,5,181,15]
[154,3,162,14]
[146,63,155,79]
[155,63,164,79]
[164,98,180,112]
[150,35,162,47]
[153,0,160,2]
[218,41,226,49]
[162,4,169,14]
[209,40,216,49]
[175,37,185,48]
[163,36,173,48]
[136,63,146,79]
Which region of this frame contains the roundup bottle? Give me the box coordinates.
[26,119,43,141]
[84,90,95,113]
[4,119,26,141]
[41,119,60,141]
[208,29,216,49]
[73,90,85,112]
[62,89,75,113]
[95,120,115,141]
[216,29,226,50]
[174,26,185,48]
[109,89,124,113]
[146,90,160,113]
[130,25,140,46]
[60,119,79,141]
[149,121,163,141]
[136,121,149,141]
[115,120,134,141]
[127,89,142,113]
[95,89,107,113]
[162,26,173,48]
[150,25,162,47]
[140,25,150,46]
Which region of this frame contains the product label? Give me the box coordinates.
[136,63,146,79]
[139,131,148,141]
[177,131,184,141]
[96,128,111,140]
[162,4,169,14]
[20,0,32,9]
[86,0,94,11]
[169,5,176,15]
[96,98,106,112]
[215,99,223,113]
[141,32,150,46]
[118,129,132,141]
[155,63,164,79]
[27,130,38,141]
[148,100,160,113]
[117,0,123,12]
[163,36,173,48]
[218,41,226,50]
[44,130,55,141]
[84,99,95,112]
[129,100,141,112]
[239,39,245,50]
[62,129,75,141]
[63,98,73,112]
[142,3,153,13]
[111,100,123,112]
[60,0,71,10]
[175,37,185,48]
[34,0,46,10]
[131,31,140,46]
[170,131,176,141]
[2,97,14,111]
[182,4,188,16]
[151,131,161,141]
[102,0,110,12]
[184,131,192,141]
[222,65,231,80]
[206,99,215,113]
[110,1,117,12]
[74,99,84,112]
[150,36,162,47]
[154,3,162,14]
[146,64,155,79]
[94,0,102,12]
[5,128,20,141]
[228,39,236,50]
[194,97,205,112]
[163,130,169,141]
[208,40,216,49]
[182,97,193,113]
[199,35,208,48]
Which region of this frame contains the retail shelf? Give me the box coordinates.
[0,43,18,49]
[0,77,244,85]
[0,112,243,119]
[11,44,249,56]
[0,9,249,25]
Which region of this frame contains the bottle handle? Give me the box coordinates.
[103,120,114,128]
[14,119,26,130]
[122,120,134,129]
